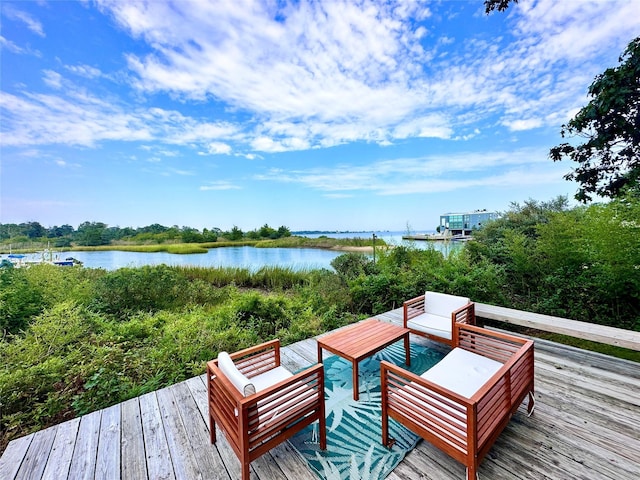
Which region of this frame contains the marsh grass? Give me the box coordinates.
[176,265,309,289]
[255,235,385,248]
[72,244,208,254]
[177,265,253,287]
[251,265,310,289]
[200,241,259,248]
[4,237,377,255]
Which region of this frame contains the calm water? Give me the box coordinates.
[46,231,461,271]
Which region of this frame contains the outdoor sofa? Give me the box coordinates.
[207,339,326,480]
[381,323,535,480]
[403,291,476,346]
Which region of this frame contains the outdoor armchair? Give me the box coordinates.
[207,339,326,480]
[403,290,475,346]
[381,323,535,480]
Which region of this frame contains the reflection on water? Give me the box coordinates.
[54,232,462,271]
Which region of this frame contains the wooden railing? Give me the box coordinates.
[475,303,640,352]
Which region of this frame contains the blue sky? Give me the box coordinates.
[1,1,639,232]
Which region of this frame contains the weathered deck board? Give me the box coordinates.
[95,404,121,480]
[138,392,175,480]
[41,417,79,480]
[2,309,639,480]
[121,398,147,480]
[67,409,101,480]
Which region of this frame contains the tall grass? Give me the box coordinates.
[176,265,253,287]
[72,244,208,254]
[175,265,308,289]
[256,236,385,248]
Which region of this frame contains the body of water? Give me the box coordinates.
[11,232,461,271]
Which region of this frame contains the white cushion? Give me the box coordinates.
[407,312,453,340]
[217,352,256,397]
[420,347,502,398]
[251,366,293,392]
[424,291,470,318]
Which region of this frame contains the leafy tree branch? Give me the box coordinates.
[550,37,640,202]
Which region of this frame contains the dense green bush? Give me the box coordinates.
[90,265,190,315]
[0,267,44,335]
[468,194,639,328]
[331,252,377,279]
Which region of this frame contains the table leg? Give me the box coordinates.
[317,343,323,363]
[353,361,359,401]
[404,333,411,366]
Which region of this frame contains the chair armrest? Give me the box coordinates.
[381,361,472,451]
[451,302,475,327]
[454,324,530,361]
[403,294,426,324]
[240,364,325,441]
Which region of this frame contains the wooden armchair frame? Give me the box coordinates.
[207,339,326,480]
[403,293,476,346]
[381,324,534,480]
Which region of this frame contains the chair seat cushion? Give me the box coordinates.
[420,347,502,398]
[407,312,453,339]
[251,366,294,392]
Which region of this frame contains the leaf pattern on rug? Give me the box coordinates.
[290,340,444,480]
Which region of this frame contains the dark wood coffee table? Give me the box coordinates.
[317,318,410,400]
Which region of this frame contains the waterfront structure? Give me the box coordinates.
[439,210,498,235]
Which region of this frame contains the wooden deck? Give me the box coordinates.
[2,308,639,480]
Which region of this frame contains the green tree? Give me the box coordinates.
[484,0,516,14]
[550,37,640,202]
[228,225,243,241]
[25,221,46,239]
[76,222,108,246]
[259,224,277,239]
[181,227,202,243]
[277,225,291,238]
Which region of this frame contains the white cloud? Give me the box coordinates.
[4,1,639,154]
[503,118,543,131]
[42,70,63,89]
[207,142,232,155]
[89,0,640,151]
[4,6,45,37]
[200,181,241,191]
[170,168,194,176]
[54,158,80,168]
[1,35,25,54]
[254,148,559,195]
[0,91,241,148]
[65,64,102,79]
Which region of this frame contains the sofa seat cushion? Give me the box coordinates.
[407,312,453,340]
[421,347,503,398]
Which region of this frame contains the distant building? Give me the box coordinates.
[439,210,499,235]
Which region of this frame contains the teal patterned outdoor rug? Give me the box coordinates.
[289,342,445,480]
